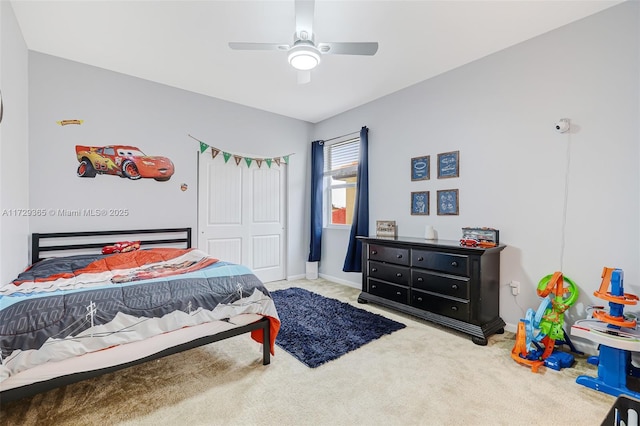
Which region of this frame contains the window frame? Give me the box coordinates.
[323,137,360,229]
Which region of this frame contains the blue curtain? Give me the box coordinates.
[343,126,369,272]
[308,140,324,262]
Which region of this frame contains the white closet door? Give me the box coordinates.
[198,155,286,282]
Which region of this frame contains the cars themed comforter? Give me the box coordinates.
[0,248,280,385]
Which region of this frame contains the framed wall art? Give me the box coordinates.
[411,156,430,181]
[437,189,459,215]
[411,191,429,215]
[437,150,459,179]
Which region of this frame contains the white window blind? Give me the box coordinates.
[324,138,359,178]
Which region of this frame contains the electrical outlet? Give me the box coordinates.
[510,281,520,296]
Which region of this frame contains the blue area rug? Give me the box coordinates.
[270,287,406,368]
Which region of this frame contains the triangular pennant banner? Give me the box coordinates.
[189,135,294,167]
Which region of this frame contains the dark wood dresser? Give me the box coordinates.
[357,236,506,345]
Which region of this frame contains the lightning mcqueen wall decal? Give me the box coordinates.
[75,145,175,181]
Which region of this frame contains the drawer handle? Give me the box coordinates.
[371,267,378,272]
[451,284,458,290]
[417,297,423,302]
[417,277,424,282]
[371,284,377,289]
[397,254,403,259]
[396,273,403,277]
[417,256,424,261]
[396,291,402,296]
[451,261,458,267]
[371,250,378,255]
[451,306,458,311]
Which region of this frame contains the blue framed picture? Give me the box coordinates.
[437,151,459,179]
[411,156,430,181]
[437,189,459,215]
[411,191,429,215]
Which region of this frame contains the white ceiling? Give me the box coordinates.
[10,0,622,123]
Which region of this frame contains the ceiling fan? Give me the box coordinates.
[228,0,378,84]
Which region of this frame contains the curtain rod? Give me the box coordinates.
[321,130,360,144]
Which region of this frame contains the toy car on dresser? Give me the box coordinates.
[76,145,174,181]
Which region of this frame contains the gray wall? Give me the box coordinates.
[313,1,640,341]
[0,2,29,284]
[27,52,312,279]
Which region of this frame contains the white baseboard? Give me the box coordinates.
[318,273,360,289]
[286,273,306,281]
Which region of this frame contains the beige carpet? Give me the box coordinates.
[1,278,615,425]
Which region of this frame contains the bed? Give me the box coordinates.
[0,228,280,403]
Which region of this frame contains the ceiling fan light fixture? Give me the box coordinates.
[288,46,320,71]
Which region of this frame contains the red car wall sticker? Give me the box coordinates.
[76,145,175,181]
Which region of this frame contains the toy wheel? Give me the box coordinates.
[472,336,488,346]
[77,159,96,177]
[122,160,141,180]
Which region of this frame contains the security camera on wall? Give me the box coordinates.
[555,118,570,133]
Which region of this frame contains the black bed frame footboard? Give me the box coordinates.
[0,316,271,403]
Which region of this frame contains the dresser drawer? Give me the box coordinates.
[410,290,469,322]
[369,261,410,286]
[368,279,409,304]
[411,250,468,276]
[412,270,469,300]
[369,244,409,266]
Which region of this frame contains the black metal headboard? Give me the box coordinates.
[31,228,192,265]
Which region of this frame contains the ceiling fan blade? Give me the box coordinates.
[297,70,311,85]
[228,42,290,52]
[295,0,315,35]
[318,42,379,56]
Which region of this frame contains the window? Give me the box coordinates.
[324,137,359,226]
